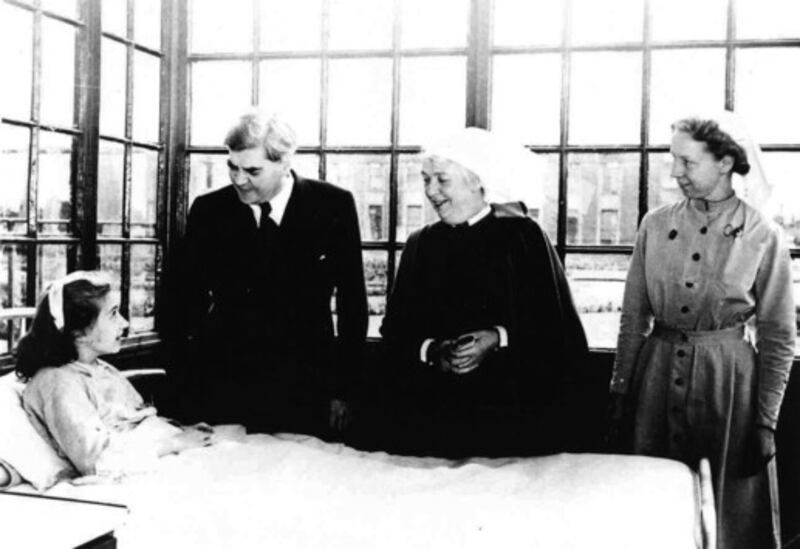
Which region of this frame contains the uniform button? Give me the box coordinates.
[675,378,685,387]
[677,350,686,357]
[700,226,708,234]
[685,281,694,288]
[692,253,701,261]
[680,305,690,313]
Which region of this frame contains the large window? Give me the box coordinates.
[182,0,800,348]
[0,0,168,356]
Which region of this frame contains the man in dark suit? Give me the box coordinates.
[168,111,368,438]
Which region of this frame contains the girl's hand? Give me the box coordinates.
[159,427,214,455]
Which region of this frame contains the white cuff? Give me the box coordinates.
[420,338,436,362]
[494,325,508,348]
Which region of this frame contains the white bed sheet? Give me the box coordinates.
[11,434,702,548]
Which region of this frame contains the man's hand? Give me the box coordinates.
[329,399,352,433]
[446,329,499,375]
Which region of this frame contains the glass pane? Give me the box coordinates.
[569,52,642,145]
[259,0,322,52]
[188,153,229,204]
[649,49,726,145]
[291,153,320,180]
[98,244,122,285]
[190,0,252,53]
[37,132,73,234]
[102,0,128,36]
[131,244,157,333]
[100,38,128,138]
[492,53,561,146]
[565,253,630,349]
[328,0,393,51]
[41,0,79,20]
[98,140,125,236]
[0,124,30,235]
[736,0,800,40]
[132,51,161,143]
[0,6,33,120]
[493,0,563,47]
[735,49,800,144]
[570,0,643,45]
[41,19,77,128]
[567,153,640,246]
[397,154,438,241]
[327,59,392,146]
[37,244,69,296]
[399,56,467,146]
[0,244,29,308]
[259,59,320,146]
[764,153,800,249]
[130,148,158,238]
[649,0,727,41]
[400,0,468,49]
[326,154,390,242]
[363,250,387,339]
[190,61,252,146]
[647,152,682,211]
[134,0,161,49]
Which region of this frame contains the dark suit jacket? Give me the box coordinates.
[167,172,368,431]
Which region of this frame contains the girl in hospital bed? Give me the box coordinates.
[14,271,214,480]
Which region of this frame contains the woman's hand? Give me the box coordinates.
[742,425,776,476]
[158,426,214,456]
[446,329,499,375]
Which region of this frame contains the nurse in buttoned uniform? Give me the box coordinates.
[609,112,796,549]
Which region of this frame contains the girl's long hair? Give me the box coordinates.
[15,278,111,381]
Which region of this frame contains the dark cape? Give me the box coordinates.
[378,203,591,458]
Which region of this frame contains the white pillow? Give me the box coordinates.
[0,372,72,490]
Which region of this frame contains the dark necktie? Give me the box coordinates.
[258,202,277,234]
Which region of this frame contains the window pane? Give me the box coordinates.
[0,245,29,308]
[190,61,252,146]
[492,53,561,146]
[399,56,467,146]
[38,131,73,234]
[567,153,640,246]
[0,124,30,235]
[735,49,800,144]
[565,253,629,349]
[736,0,800,39]
[647,152,681,211]
[570,0,643,45]
[328,0,393,51]
[190,0,252,53]
[259,59,320,146]
[98,244,122,284]
[327,154,390,242]
[132,51,161,143]
[100,38,128,138]
[102,0,127,36]
[363,250,387,338]
[134,0,161,49]
[291,153,320,180]
[0,6,33,120]
[131,244,157,333]
[37,244,69,296]
[188,153,228,205]
[493,0,563,47]
[41,19,77,128]
[397,154,438,242]
[649,0,727,41]
[327,59,392,146]
[98,140,125,236]
[569,52,642,145]
[41,0,79,20]
[649,49,726,145]
[764,153,800,249]
[131,148,158,238]
[400,0,468,49]
[259,0,322,52]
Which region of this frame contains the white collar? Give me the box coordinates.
[249,172,294,226]
[467,204,492,226]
